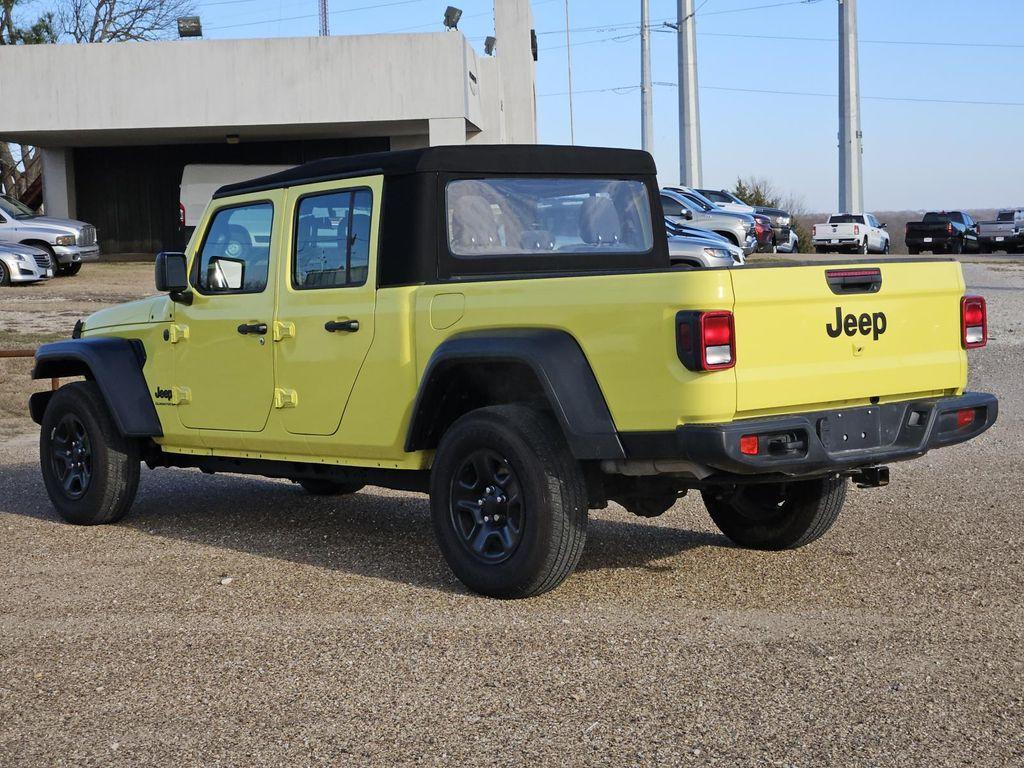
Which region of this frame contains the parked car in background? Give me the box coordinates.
[753,213,775,252]
[661,187,757,254]
[776,227,800,254]
[179,164,293,248]
[754,207,793,251]
[905,211,979,255]
[0,241,54,285]
[695,188,756,215]
[0,194,99,276]
[978,208,1024,253]
[812,213,890,254]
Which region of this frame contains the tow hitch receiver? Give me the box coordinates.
[851,466,890,488]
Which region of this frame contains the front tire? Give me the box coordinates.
[40,382,140,525]
[0,260,10,286]
[58,262,83,277]
[430,405,588,599]
[701,475,846,551]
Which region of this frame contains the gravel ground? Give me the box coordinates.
[0,262,1021,766]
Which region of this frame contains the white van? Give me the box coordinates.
[179,164,293,244]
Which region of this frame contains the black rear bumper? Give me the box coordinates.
[620,392,998,479]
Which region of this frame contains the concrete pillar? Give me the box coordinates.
[494,0,537,144]
[428,118,467,146]
[40,147,76,218]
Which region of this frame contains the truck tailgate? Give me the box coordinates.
[729,261,966,415]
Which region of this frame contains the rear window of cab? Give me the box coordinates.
[445,178,654,259]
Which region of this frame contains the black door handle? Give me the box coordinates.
[325,319,360,333]
[237,322,268,335]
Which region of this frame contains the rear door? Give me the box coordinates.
[272,177,381,436]
[728,261,966,416]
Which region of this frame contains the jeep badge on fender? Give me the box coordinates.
[827,306,887,340]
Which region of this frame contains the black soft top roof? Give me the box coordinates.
[214,144,657,198]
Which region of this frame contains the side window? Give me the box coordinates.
[660,195,683,217]
[293,188,373,289]
[195,202,274,294]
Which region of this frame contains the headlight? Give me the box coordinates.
[54,235,76,246]
[12,252,28,262]
[778,216,791,226]
[703,247,730,261]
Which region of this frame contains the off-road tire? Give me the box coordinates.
[298,479,364,496]
[430,405,588,599]
[702,475,846,551]
[0,260,10,286]
[40,381,140,525]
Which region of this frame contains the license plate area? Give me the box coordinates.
[817,407,883,452]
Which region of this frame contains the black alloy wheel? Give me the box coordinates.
[49,413,92,499]
[449,449,525,564]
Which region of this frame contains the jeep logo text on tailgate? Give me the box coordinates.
[826,307,887,340]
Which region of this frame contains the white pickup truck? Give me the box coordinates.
[812,213,890,255]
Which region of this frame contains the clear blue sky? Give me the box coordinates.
[23,0,1024,211]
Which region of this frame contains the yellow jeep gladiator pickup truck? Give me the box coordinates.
[30,146,997,598]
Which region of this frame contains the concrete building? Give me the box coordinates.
[0,0,537,255]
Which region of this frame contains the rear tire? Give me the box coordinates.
[860,239,869,255]
[430,405,588,599]
[298,479,364,496]
[701,475,846,551]
[908,247,920,255]
[39,382,140,525]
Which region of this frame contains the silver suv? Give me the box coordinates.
[660,187,757,255]
[0,195,99,276]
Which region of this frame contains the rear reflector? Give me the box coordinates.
[956,408,976,428]
[961,295,987,349]
[739,435,759,455]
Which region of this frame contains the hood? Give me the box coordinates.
[0,241,48,257]
[82,296,171,333]
[9,216,90,237]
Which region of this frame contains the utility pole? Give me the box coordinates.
[318,0,329,37]
[640,0,653,153]
[838,0,863,213]
[676,0,702,186]
[564,0,575,144]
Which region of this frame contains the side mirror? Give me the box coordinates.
[682,207,694,221]
[880,223,888,229]
[155,251,190,302]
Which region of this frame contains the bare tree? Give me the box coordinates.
[59,0,194,43]
[733,176,812,254]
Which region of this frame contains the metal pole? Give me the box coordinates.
[318,0,329,36]
[838,0,863,213]
[677,0,702,186]
[564,0,575,145]
[640,0,653,153]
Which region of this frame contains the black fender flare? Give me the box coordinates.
[405,329,624,461]
[30,338,163,438]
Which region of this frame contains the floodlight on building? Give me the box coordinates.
[177,16,202,38]
[484,36,496,55]
[443,6,462,30]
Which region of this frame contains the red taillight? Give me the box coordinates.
[961,295,987,349]
[947,221,954,235]
[956,409,976,428]
[854,224,860,236]
[739,435,759,455]
[676,310,736,371]
[179,202,186,228]
[700,312,735,369]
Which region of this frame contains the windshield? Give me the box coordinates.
[0,195,35,219]
[680,193,713,212]
[698,189,732,204]
[829,214,865,224]
[997,211,1016,222]
[446,178,653,257]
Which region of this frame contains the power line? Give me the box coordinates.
[537,81,1024,108]
[697,30,1024,49]
[206,0,426,32]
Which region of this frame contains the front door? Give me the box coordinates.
[173,193,281,432]
[272,178,381,436]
